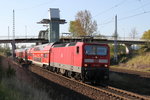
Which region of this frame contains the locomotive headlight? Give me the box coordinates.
[84,64,88,67]
[104,64,108,67]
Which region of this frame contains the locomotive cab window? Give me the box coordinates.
[76,46,79,54]
[85,45,107,56]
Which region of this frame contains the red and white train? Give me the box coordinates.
[15,42,110,83]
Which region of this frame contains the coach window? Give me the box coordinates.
[76,46,79,54]
[43,54,47,58]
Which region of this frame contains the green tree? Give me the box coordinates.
[69,20,85,36]
[69,10,97,36]
[142,29,150,40]
[0,45,11,56]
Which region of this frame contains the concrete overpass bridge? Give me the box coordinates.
[0,35,149,44]
[60,36,149,44]
[0,38,48,43]
[0,36,48,58]
[0,36,149,54]
[60,36,150,54]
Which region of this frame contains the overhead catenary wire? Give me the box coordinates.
[133,1,150,12]
[119,0,150,14]
[138,0,146,13]
[98,17,114,26]
[16,0,57,11]
[13,0,57,36]
[97,0,150,27]
[118,10,150,21]
[98,10,150,26]
[93,0,126,18]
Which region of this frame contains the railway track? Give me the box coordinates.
[110,67,150,78]
[99,86,149,100]
[28,65,149,100]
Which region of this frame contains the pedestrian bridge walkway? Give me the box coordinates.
[0,35,149,44]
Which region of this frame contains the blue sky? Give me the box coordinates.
[0,0,150,38]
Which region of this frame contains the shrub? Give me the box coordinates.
[6,63,16,78]
[0,77,50,100]
[0,66,3,82]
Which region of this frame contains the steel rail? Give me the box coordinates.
[28,65,149,100]
[105,86,149,100]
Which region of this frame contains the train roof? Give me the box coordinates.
[31,42,54,51]
[15,48,27,52]
[51,42,108,48]
[27,42,109,52]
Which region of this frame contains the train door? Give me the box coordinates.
[50,52,54,67]
[48,49,51,66]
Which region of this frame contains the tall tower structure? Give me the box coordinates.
[38,8,66,43]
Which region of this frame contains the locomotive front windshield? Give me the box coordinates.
[84,45,107,56]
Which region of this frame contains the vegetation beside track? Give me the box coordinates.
[111,45,150,72]
[0,56,50,100]
[125,52,150,71]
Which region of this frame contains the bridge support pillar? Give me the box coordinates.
[11,41,16,59]
[124,44,132,54]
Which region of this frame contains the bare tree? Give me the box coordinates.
[130,28,138,39]
[21,45,26,49]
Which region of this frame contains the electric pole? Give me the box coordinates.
[8,26,10,39]
[13,9,15,39]
[25,25,27,38]
[114,15,118,63]
[12,9,16,59]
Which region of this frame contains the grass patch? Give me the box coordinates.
[0,77,51,100]
[111,52,150,72]
[0,79,21,100]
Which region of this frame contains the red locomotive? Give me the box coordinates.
[15,42,110,83]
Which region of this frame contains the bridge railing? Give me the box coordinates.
[0,35,149,42]
[0,36,42,40]
[61,36,149,41]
